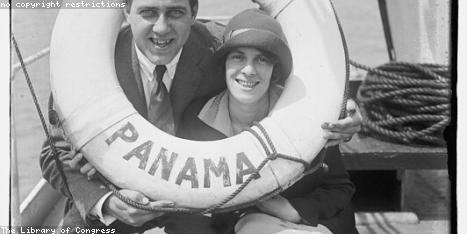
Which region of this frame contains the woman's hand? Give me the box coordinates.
[251,0,291,16]
[322,99,362,147]
[256,195,301,223]
[64,150,97,180]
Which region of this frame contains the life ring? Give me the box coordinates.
[50,0,348,209]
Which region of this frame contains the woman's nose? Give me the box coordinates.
[241,62,257,76]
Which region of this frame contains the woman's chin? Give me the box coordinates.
[231,93,265,106]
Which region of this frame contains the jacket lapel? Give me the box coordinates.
[114,27,148,118]
[115,24,216,126]
[170,30,211,126]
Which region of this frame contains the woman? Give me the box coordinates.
[179,9,358,234]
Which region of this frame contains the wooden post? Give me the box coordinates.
[11,111,21,226]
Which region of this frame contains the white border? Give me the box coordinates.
[458,1,465,233]
[0,9,10,226]
[1,0,462,230]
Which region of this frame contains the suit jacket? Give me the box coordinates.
[40,21,226,229]
[178,97,359,234]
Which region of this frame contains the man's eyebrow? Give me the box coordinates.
[135,5,158,11]
[166,5,189,11]
[136,5,188,12]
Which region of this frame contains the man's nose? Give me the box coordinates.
[153,15,170,34]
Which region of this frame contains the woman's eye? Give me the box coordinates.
[257,55,272,65]
[229,54,244,61]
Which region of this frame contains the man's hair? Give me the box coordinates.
[124,0,198,16]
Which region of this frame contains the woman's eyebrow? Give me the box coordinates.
[230,49,243,54]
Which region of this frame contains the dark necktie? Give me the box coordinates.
[147,65,175,135]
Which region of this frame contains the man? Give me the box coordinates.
[42,0,225,232]
[41,0,362,233]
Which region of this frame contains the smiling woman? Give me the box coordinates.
[49,0,348,210]
[169,9,356,234]
[225,48,275,105]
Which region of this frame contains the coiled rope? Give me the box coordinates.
[352,60,450,146]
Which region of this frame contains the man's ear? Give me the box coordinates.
[191,4,198,21]
[123,6,131,21]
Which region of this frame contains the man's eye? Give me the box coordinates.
[140,10,157,17]
[169,9,185,18]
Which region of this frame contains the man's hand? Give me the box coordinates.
[256,195,301,223]
[64,150,97,180]
[322,99,362,147]
[103,189,175,227]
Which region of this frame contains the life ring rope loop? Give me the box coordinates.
[249,122,329,180]
[249,122,310,170]
[99,122,324,214]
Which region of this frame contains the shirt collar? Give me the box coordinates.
[134,44,182,81]
[198,90,234,137]
[198,85,283,137]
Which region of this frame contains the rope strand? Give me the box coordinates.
[11,35,73,197]
[353,60,450,146]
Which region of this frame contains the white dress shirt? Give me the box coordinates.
[89,45,183,225]
[135,45,182,109]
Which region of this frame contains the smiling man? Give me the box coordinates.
[127,0,195,65]
[41,0,362,233]
[42,0,227,233]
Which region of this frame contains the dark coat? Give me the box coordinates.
[178,98,359,234]
[40,21,226,232]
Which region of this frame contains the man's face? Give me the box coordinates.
[125,0,196,65]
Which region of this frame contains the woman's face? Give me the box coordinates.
[225,47,274,105]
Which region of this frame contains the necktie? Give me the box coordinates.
[147,65,175,135]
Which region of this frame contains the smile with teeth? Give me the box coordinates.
[151,38,173,48]
[235,79,259,89]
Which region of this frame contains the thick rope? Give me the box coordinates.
[252,122,328,174]
[11,35,73,197]
[353,60,450,146]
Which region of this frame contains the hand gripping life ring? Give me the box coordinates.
[50,0,348,210]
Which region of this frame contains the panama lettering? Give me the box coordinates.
[106,122,258,188]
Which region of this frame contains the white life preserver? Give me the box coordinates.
[50,0,348,209]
